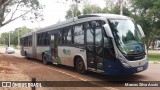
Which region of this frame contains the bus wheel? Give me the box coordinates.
[76,57,87,74]
[42,54,49,65]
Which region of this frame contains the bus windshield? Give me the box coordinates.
[108,19,145,55]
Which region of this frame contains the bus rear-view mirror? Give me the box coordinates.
[137,24,145,37]
[103,24,113,38]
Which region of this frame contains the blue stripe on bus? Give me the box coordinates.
[103,59,148,76]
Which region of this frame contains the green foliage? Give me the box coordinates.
[11,27,32,46]
[102,8,110,13]
[148,53,160,62]
[83,4,102,14]
[0,32,9,45]
[132,0,160,49]
[0,26,32,46]
[65,4,81,19]
[82,3,131,16]
[0,0,44,28]
[110,6,132,16]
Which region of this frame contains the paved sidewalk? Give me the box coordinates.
[149,61,160,64]
[148,50,160,53]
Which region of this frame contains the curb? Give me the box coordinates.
[149,61,160,64]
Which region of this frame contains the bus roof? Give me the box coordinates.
[39,14,130,32]
[21,14,131,38]
[21,31,34,38]
[77,14,130,19]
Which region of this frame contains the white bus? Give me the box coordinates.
[20,14,148,76]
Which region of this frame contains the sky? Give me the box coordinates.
[0,0,106,34]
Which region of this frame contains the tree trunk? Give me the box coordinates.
[152,39,155,50]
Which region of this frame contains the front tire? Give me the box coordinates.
[76,57,87,74]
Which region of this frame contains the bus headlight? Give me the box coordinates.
[121,61,130,67]
[119,57,130,67]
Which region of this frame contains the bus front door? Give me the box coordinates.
[86,27,103,71]
[50,34,58,63]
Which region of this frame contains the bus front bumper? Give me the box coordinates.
[103,59,148,76]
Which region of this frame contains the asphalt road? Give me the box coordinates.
[0,47,160,90]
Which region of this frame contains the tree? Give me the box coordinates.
[0,26,32,46]
[104,0,114,9]
[110,6,132,16]
[83,4,102,14]
[65,0,82,19]
[12,26,32,46]
[102,7,110,13]
[0,0,44,28]
[65,4,81,19]
[0,32,9,45]
[131,0,160,49]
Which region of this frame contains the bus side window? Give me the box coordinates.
[29,35,32,46]
[62,27,68,45]
[24,37,28,46]
[58,29,62,45]
[42,33,45,46]
[73,24,84,44]
[47,32,50,46]
[44,32,50,46]
[67,27,72,44]
[28,36,30,46]
[38,33,42,46]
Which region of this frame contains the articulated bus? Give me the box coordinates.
[20,14,148,76]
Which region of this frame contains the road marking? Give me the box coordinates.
[30,61,119,90]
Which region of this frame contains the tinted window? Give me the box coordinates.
[62,28,68,44]
[67,28,72,44]
[74,24,84,44]
[95,27,102,43]
[28,36,31,46]
[61,27,74,45]
[23,36,32,46]
[37,32,50,46]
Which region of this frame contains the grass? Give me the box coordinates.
[0,44,20,50]
[0,44,7,48]
[148,53,160,62]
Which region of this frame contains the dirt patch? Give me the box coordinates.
[0,57,30,81]
[0,60,15,74]
[0,54,31,90]
[0,60,10,66]
[0,67,14,74]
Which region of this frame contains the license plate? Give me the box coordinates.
[137,67,143,71]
